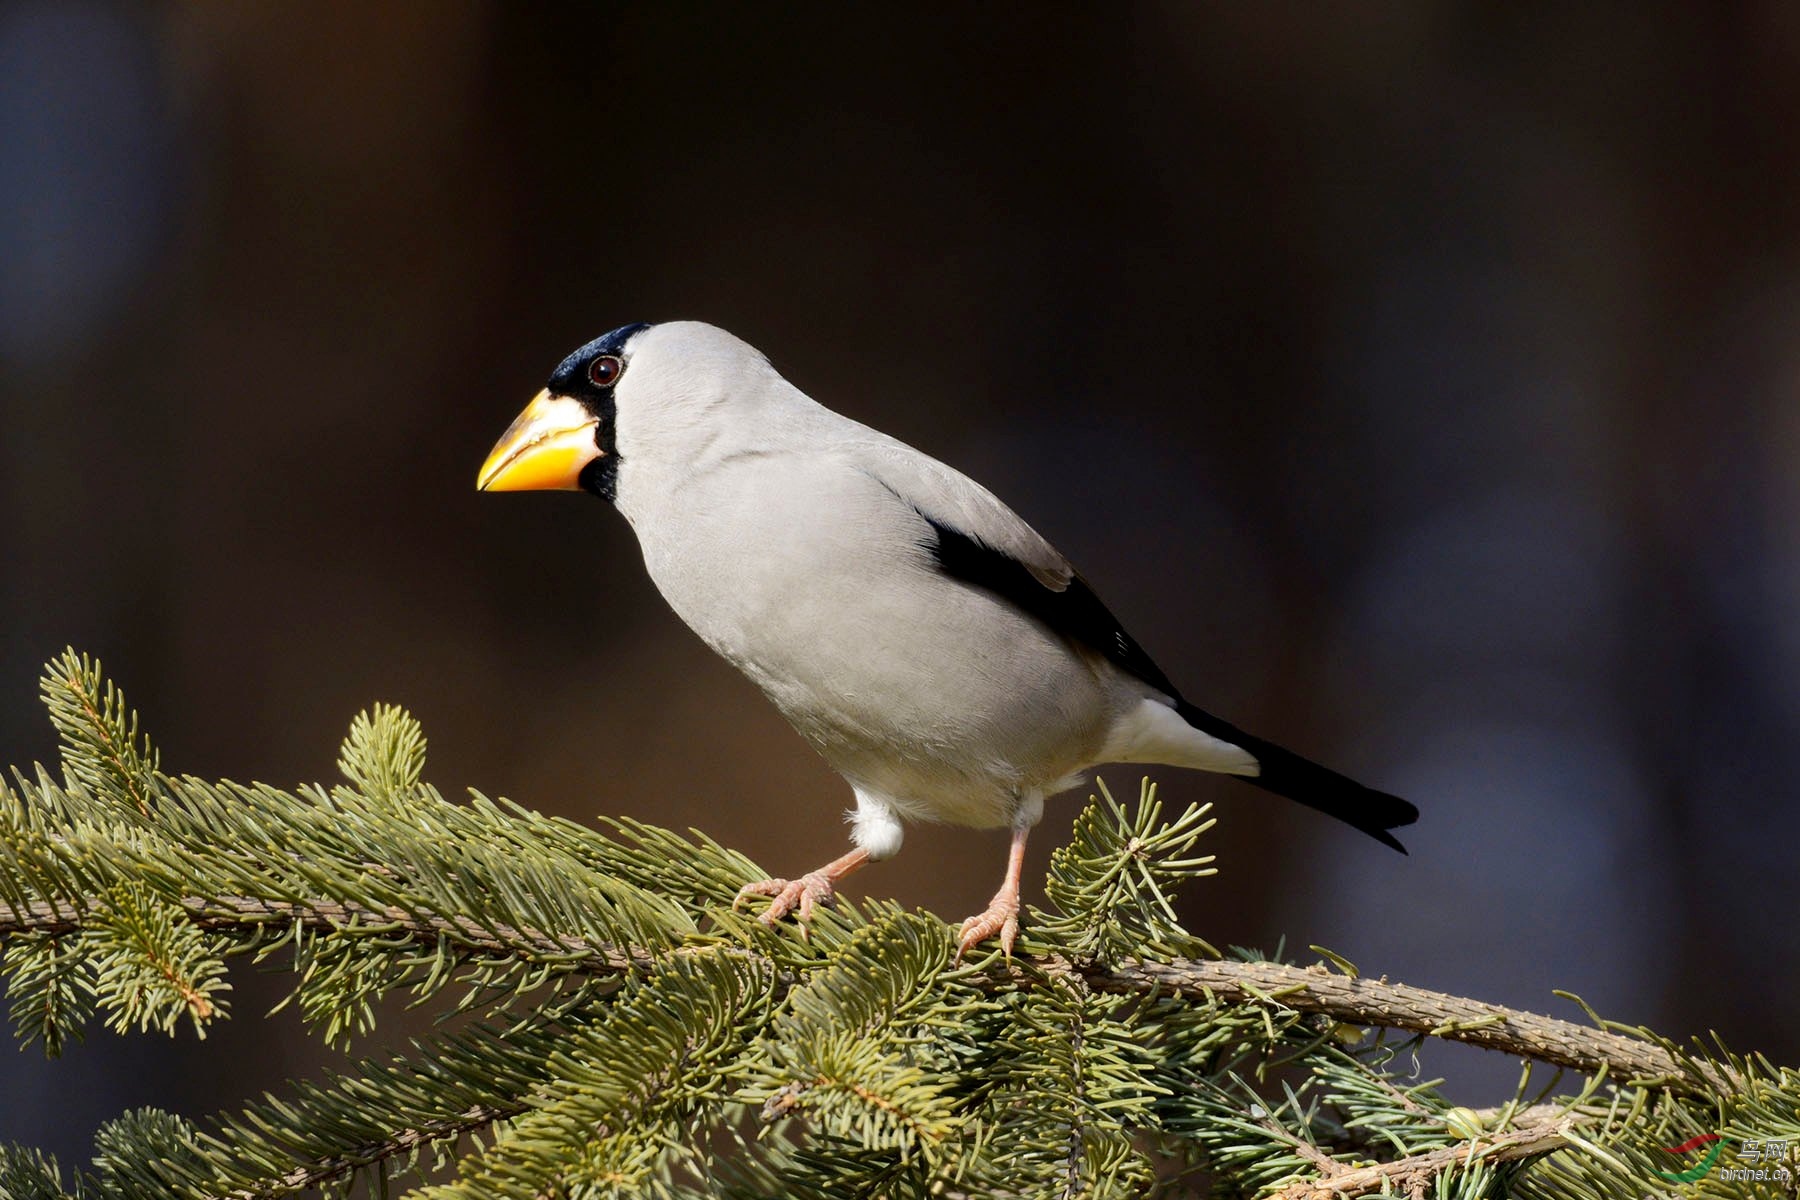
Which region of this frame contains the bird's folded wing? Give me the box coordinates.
[847,437,1181,699]
[846,439,1075,591]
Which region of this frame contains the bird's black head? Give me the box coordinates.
[476,322,654,501]
[546,322,654,401]
[546,322,651,500]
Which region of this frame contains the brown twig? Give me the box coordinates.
[1043,956,1713,1088]
[1269,1117,1575,1199]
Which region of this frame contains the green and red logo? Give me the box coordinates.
[1655,1133,1725,1182]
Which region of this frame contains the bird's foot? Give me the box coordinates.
[733,870,839,928]
[955,891,1021,961]
[732,848,871,935]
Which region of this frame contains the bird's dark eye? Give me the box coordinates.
[588,355,623,387]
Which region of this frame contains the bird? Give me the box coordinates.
[477,321,1418,958]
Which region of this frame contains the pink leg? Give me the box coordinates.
[956,824,1030,960]
[734,847,871,929]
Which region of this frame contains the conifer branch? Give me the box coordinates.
[0,653,1787,1200]
[227,1102,522,1200]
[0,896,1705,1087]
[41,651,156,818]
[1267,1116,1574,1198]
[1042,957,1718,1090]
[0,896,654,968]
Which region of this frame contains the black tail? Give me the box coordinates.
[1176,700,1419,853]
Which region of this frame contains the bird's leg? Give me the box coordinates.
[733,847,870,929]
[956,823,1031,960]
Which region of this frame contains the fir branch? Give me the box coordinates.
[1267,1115,1574,1199]
[224,1101,520,1199]
[423,950,775,1198]
[2,933,95,1056]
[2,652,1787,1200]
[87,883,229,1035]
[190,1018,591,1198]
[335,704,427,804]
[1034,779,1217,965]
[40,649,157,818]
[1040,956,1721,1092]
[0,896,656,972]
[0,896,1707,1088]
[0,1143,70,1200]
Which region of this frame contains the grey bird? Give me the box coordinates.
[477,321,1418,957]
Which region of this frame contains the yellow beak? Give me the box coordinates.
[476,390,601,492]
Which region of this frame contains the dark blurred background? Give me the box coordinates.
[4,0,1797,1164]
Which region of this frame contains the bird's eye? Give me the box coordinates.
[588,355,623,387]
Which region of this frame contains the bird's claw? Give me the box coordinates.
[733,871,839,929]
[955,894,1021,962]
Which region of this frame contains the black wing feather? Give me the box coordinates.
[921,515,1178,696]
[920,514,1419,852]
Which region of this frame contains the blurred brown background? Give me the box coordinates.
[4,0,1798,1165]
